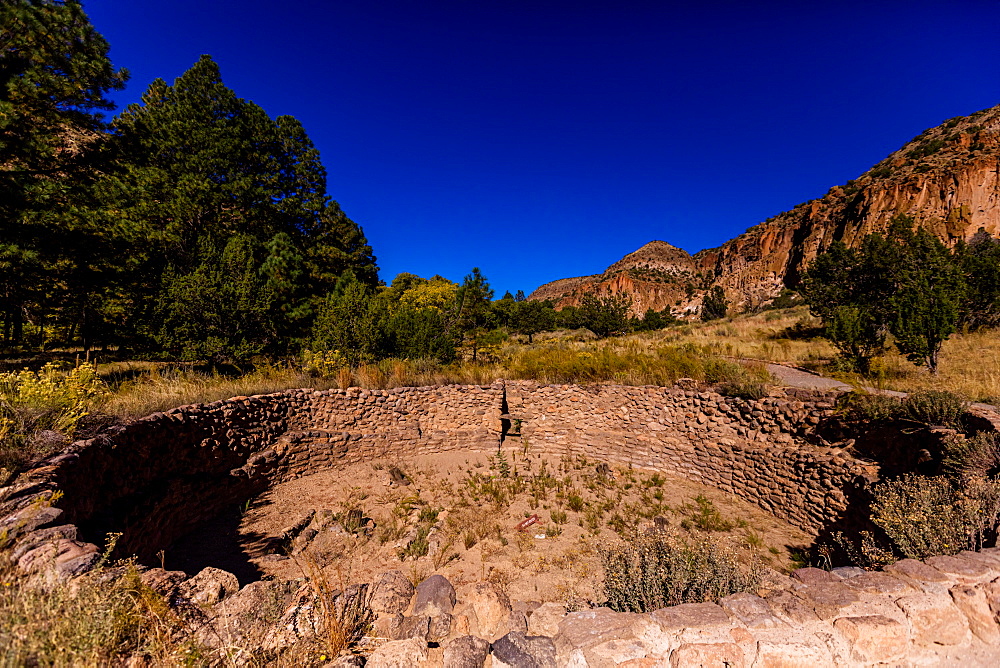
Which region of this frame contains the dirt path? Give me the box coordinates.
[756,359,997,411]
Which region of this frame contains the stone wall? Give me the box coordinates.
[5,380,1000,664]
[506,382,877,535]
[2,381,879,572]
[343,552,1000,667]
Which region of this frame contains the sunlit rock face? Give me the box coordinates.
[531,103,1000,314]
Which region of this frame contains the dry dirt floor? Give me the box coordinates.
[190,449,815,606]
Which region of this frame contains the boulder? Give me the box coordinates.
[950,585,1000,644]
[442,635,490,668]
[895,592,969,646]
[457,581,512,641]
[412,574,456,617]
[719,592,783,630]
[180,567,240,606]
[833,615,909,663]
[366,637,429,668]
[371,570,416,615]
[390,614,430,641]
[669,642,745,668]
[527,602,566,637]
[492,630,557,668]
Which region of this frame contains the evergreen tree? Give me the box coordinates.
[311,274,387,364]
[386,306,456,361]
[578,293,632,337]
[104,55,377,353]
[700,287,728,321]
[636,307,675,331]
[889,227,964,374]
[800,241,889,372]
[955,230,1000,331]
[0,0,127,346]
[511,299,555,343]
[454,268,495,361]
[801,215,966,375]
[155,235,269,364]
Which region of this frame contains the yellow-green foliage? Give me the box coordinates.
[0,362,106,437]
[0,362,108,475]
[870,474,1000,559]
[396,276,457,312]
[301,349,348,378]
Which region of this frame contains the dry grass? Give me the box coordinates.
[0,513,207,667]
[631,306,1000,403]
[857,331,1000,403]
[101,363,326,419]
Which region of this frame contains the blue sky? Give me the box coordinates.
[85,0,1000,296]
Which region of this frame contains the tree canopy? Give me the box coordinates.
[800,215,984,374]
[1,12,377,360]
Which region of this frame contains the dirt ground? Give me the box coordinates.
[213,449,812,606]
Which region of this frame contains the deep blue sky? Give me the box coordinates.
[86,1,1000,296]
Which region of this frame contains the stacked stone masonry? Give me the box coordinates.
[3,380,999,665]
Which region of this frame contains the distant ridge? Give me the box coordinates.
[529,103,1000,316]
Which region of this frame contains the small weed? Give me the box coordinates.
[418,506,440,524]
[682,495,735,532]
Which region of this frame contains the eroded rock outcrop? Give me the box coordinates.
[529,103,1000,313]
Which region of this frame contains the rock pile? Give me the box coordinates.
[128,551,1000,666]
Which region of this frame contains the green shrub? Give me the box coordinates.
[600,531,763,612]
[0,362,108,477]
[398,525,432,560]
[870,474,1000,559]
[903,390,969,428]
[681,495,736,532]
[716,378,768,401]
[836,391,903,422]
[942,432,1000,480]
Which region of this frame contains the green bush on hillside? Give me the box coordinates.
[600,531,763,612]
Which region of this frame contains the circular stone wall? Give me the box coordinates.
[0,380,876,576]
[8,381,1000,666]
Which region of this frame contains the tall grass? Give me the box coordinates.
[506,342,770,389]
[0,521,206,666]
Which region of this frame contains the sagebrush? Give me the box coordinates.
[600,531,763,613]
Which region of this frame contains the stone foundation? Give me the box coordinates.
[2,381,876,570]
[3,380,999,665]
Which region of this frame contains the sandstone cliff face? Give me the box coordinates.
[528,240,700,315]
[530,104,1000,314]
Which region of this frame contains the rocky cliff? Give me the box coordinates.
[529,240,703,315]
[529,103,1000,314]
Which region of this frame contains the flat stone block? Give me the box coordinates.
[895,592,969,646]
[833,615,908,663]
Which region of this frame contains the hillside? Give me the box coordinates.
[529,103,1000,314]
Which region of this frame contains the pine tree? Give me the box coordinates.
[578,293,632,337]
[700,287,728,321]
[104,55,377,355]
[454,268,495,361]
[889,227,964,374]
[0,0,127,347]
